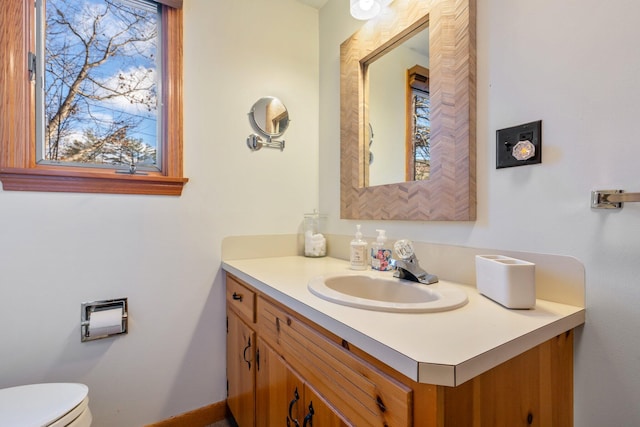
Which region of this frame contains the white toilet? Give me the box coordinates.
[0,383,92,427]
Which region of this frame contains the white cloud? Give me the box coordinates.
[93,65,158,117]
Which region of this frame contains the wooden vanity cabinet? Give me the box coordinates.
[225,273,575,426]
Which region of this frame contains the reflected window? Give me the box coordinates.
[407,65,430,181]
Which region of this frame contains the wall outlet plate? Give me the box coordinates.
[496,120,542,168]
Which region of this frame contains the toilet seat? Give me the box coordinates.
[0,383,91,427]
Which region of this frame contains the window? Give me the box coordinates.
[0,0,187,195]
[37,0,161,171]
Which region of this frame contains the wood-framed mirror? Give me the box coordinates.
[340,0,476,220]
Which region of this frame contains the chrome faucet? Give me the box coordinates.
[392,239,439,285]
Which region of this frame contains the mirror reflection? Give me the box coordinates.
[367,25,429,187]
[248,96,290,138]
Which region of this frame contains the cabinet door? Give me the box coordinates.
[227,310,255,427]
[302,382,349,427]
[256,339,304,427]
[256,339,348,426]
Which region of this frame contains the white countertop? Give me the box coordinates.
[222,256,585,386]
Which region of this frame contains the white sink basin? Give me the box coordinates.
[308,273,468,313]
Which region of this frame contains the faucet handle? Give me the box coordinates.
[393,239,415,260]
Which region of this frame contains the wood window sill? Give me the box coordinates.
[0,168,188,196]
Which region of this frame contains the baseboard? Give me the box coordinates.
[144,401,227,427]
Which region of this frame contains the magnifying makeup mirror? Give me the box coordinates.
[246,96,290,151]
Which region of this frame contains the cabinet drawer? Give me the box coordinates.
[226,274,256,324]
[258,296,412,426]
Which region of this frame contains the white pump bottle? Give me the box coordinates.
[349,225,368,270]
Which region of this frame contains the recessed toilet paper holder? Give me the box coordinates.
[81,298,128,342]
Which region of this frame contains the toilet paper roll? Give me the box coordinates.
[89,308,123,337]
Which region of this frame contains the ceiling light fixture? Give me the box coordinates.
[350,0,393,20]
[350,0,380,20]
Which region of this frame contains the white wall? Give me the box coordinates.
[0,0,319,426]
[319,0,640,425]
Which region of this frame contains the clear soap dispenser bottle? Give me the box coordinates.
[350,224,368,270]
[371,229,392,271]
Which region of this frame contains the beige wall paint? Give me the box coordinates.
[319,0,640,425]
[0,0,319,426]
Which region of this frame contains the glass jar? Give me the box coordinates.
[304,210,326,257]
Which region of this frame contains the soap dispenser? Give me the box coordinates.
[371,229,392,271]
[350,224,368,270]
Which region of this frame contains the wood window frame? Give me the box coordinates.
[0,0,188,196]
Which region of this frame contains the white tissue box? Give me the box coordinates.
[475,255,536,309]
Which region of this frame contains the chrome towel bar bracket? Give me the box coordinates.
[591,190,640,209]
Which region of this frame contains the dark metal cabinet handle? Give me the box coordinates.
[303,401,314,427]
[242,337,252,370]
[232,292,243,301]
[287,387,300,426]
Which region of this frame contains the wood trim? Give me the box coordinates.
[0,0,188,196]
[0,0,32,169]
[408,65,430,93]
[162,4,184,179]
[156,0,183,9]
[340,0,476,220]
[144,401,227,427]
[0,167,188,195]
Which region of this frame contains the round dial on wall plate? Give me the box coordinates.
[512,140,536,161]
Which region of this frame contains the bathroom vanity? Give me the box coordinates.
[223,256,585,426]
